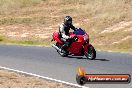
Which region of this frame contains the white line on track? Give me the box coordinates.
[0,66,89,88]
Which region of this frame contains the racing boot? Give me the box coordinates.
[61,44,68,53]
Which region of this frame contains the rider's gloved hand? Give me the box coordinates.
[74,28,77,31]
[73,36,78,41]
[66,37,72,42]
[68,37,72,40]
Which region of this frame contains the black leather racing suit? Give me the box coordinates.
[59,23,76,51]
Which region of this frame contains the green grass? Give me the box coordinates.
[0,35,8,42]
[94,45,132,53]
[0,35,4,41]
[0,39,50,46]
[12,38,51,46]
[0,35,50,46]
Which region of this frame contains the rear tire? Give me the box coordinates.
[85,45,96,60]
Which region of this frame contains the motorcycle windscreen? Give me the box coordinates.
[74,29,85,35]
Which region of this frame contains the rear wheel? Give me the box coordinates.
[85,45,96,60]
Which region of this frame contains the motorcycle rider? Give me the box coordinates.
[59,16,76,53]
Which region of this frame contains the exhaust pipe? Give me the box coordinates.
[51,44,61,52]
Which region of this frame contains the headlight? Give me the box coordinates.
[83,34,89,40]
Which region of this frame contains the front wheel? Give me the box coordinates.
[85,45,96,60]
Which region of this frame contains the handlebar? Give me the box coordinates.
[67,36,78,42]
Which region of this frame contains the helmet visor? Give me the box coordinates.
[67,21,72,24]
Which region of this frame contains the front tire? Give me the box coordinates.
[85,45,96,60]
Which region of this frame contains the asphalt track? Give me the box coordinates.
[0,44,132,88]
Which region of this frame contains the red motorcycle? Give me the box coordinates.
[51,28,96,60]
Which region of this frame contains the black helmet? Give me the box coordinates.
[64,16,72,25]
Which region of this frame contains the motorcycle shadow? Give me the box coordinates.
[67,56,86,59]
[67,56,109,61]
[94,58,110,61]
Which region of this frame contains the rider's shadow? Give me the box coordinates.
[67,56,109,61]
